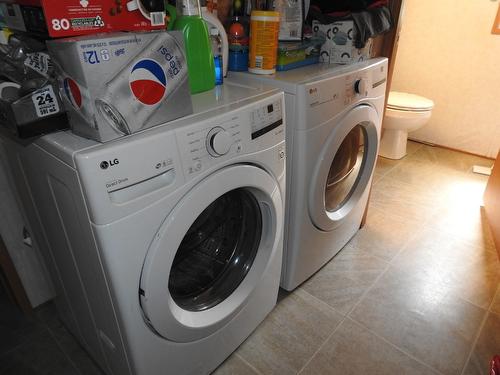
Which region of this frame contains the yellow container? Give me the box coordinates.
[249,11,280,74]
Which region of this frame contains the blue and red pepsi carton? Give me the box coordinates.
[47,31,193,142]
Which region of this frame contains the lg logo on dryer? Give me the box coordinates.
[100,159,120,170]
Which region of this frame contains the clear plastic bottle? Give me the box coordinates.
[227,0,249,71]
[210,28,224,85]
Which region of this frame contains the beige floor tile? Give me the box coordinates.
[369,176,442,223]
[384,157,462,193]
[464,312,500,375]
[392,226,500,309]
[350,207,422,261]
[431,169,489,207]
[349,265,487,375]
[372,171,384,185]
[237,288,343,375]
[428,204,496,253]
[407,145,493,174]
[491,289,500,315]
[406,140,424,156]
[462,361,481,375]
[375,156,400,175]
[300,318,438,375]
[301,245,388,315]
[212,354,260,375]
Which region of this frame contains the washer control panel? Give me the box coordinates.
[206,127,233,156]
[176,93,284,181]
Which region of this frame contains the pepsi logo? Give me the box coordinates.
[63,78,82,109]
[129,59,167,105]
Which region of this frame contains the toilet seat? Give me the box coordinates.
[387,91,434,112]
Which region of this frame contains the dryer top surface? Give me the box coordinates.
[229,58,387,94]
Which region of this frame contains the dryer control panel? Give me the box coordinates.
[300,58,388,131]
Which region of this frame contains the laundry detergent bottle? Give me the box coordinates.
[174,0,215,93]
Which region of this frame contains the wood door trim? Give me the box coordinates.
[484,151,500,259]
[492,4,500,35]
[0,235,32,315]
[361,0,405,228]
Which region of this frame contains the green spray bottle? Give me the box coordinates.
[173,0,215,94]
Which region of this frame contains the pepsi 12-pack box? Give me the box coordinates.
[47,31,193,142]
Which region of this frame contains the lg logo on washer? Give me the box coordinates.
[100,159,120,170]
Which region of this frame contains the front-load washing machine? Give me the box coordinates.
[230,58,387,290]
[3,84,285,375]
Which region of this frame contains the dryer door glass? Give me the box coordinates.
[325,124,366,212]
[168,188,262,312]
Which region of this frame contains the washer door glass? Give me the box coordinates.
[325,124,366,212]
[139,164,283,343]
[168,188,262,312]
[308,104,380,231]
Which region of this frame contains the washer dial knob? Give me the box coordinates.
[207,127,232,156]
[354,79,367,95]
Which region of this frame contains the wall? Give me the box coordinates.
[391,0,500,158]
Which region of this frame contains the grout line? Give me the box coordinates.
[344,259,392,317]
[490,287,500,315]
[235,352,265,375]
[344,221,426,319]
[295,228,421,375]
[296,314,349,374]
[385,224,433,268]
[459,282,500,375]
[299,288,349,317]
[46,325,85,375]
[345,317,445,375]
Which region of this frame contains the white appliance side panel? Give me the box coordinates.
[2,138,83,338]
[21,145,131,375]
[0,140,55,307]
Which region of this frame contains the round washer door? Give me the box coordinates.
[309,104,380,231]
[139,164,283,343]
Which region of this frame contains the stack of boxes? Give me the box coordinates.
[0,0,193,142]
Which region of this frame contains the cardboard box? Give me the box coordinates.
[0,84,69,138]
[312,20,372,64]
[48,31,193,142]
[0,0,166,38]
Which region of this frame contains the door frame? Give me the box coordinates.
[0,234,32,315]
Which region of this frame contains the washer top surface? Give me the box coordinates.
[387,91,434,111]
[34,82,279,167]
[229,58,387,94]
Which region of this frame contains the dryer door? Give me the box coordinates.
[139,164,283,343]
[309,104,380,231]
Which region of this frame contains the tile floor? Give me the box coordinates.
[0,141,498,375]
[215,141,499,375]
[0,289,103,374]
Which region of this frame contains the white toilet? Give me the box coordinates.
[379,91,434,159]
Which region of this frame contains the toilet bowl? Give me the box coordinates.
[379,91,434,159]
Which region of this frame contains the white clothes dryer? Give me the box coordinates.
[230,58,387,290]
[5,84,285,375]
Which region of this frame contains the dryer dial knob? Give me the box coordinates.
[354,79,367,95]
[207,128,232,156]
